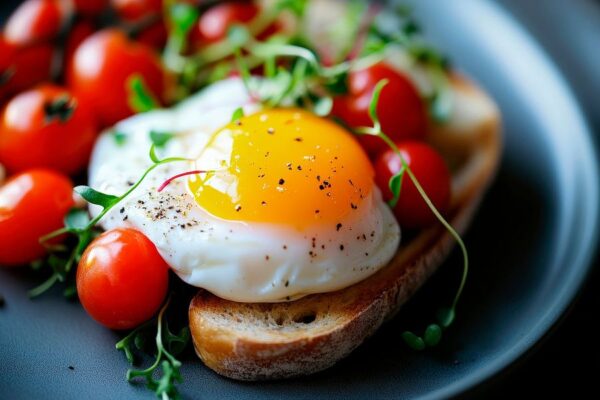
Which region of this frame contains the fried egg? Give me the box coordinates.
[88,78,400,302]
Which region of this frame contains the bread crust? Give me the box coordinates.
[188,74,502,380]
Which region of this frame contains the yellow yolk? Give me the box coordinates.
[189,109,374,229]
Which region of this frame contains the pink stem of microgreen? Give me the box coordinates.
[157,170,208,192]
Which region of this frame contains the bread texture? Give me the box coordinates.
[188,74,502,380]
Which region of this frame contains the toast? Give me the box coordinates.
[188,73,502,380]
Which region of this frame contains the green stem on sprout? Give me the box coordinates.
[32,146,192,299]
[192,5,282,68]
[38,227,70,244]
[357,79,469,349]
[28,274,61,298]
[84,155,190,231]
[124,298,180,380]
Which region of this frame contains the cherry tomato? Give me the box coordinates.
[3,0,70,47]
[0,169,74,267]
[67,29,166,127]
[194,1,258,45]
[0,84,98,175]
[77,228,169,330]
[374,141,451,229]
[332,63,428,156]
[73,0,108,16]
[191,1,278,47]
[0,36,54,101]
[63,19,96,79]
[111,0,163,22]
[137,20,168,50]
[0,37,17,98]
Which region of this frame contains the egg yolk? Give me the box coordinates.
[189,109,374,228]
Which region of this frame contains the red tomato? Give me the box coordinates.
[374,142,451,228]
[3,0,70,47]
[137,20,168,50]
[0,84,98,175]
[332,63,428,156]
[77,228,169,330]
[111,0,163,22]
[0,37,17,99]
[0,36,54,101]
[191,1,279,47]
[194,1,258,45]
[73,0,108,16]
[67,29,167,127]
[63,20,96,79]
[0,169,74,267]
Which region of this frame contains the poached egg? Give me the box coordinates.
[88,78,400,302]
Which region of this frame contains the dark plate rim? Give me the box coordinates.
[419,1,600,398]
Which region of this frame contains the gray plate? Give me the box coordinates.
[1,0,599,399]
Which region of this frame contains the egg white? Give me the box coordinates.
[88,78,401,302]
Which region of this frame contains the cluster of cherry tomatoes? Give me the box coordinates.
[0,0,174,329]
[332,62,451,229]
[0,0,451,330]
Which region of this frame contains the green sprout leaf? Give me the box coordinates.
[313,96,333,116]
[127,74,159,113]
[134,332,148,351]
[112,131,127,146]
[64,208,91,232]
[168,3,199,36]
[72,189,114,212]
[63,285,77,300]
[149,144,161,164]
[275,0,307,16]
[231,107,245,123]
[430,87,453,123]
[424,324,442,347]
[74,186,119,209]
[228,25,251,49]
[402,331,426,351]
[436,307,456,328]
[119,299,189,400]
[323,70,349,95]
[388,169,405,208]
[368,79,388,128]
[150,131,174,148]
[32,143,190,298]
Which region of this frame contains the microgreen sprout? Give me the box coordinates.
[356,79,469,350]
[127,74,160,113]
[116,297,190,400]
[158,170,209,193]
[32,145,191,297]
[231,107,245,122]
[150,131,175,148]
[112,130,128,146]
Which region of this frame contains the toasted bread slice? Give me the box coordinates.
[188,74,502,380]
